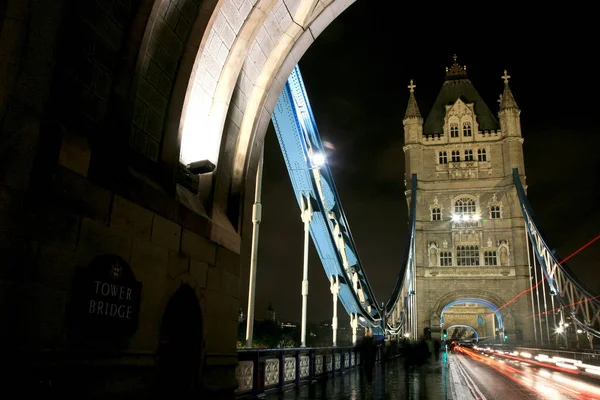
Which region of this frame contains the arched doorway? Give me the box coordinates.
[157,285,203,397]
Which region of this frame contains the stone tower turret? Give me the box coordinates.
[498,70,525,177]
[402,79,423,185]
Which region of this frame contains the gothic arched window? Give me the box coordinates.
[451,150,460,162]
[464,149,473,161]
[457,245,479,266]
[431,207,441,221]
[463,122,472,137]
[450,123,459,138]
[439,151,447,164]
[490,205,501,219]
[478,148,487,161]
[484,251,497,266]
[455,198,476,215]
[440,251,452,266]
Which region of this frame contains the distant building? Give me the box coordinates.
[267,303,276,322]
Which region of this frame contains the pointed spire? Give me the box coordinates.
[445,54,468,80]
[499,69,519,110]
[404,79,422,119]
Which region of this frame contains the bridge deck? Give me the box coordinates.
[267,355,451,399]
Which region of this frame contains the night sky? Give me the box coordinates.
[241,3,599,325]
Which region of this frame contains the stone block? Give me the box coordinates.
[36,243,77,291]
[204,289,226,317]
[157,72,172,97]
[190,258,208,288]
[130,238,169,280]
[146,137,160,162]
[75,217,133,266]
[151,214,181,252]
[221,270,239,298]
[181,229,216,264]
[175,15,191,39]
[143,108,163,141]
[167,250,189,279]
[52,166,113,222]
[156,21,183,58]
[146,59,162,87]
[136,77,167,117]
[32,206,81,249]
[216,245,240,277]
[206,266,221,292]
[17,283,67,349]
[204,314,236,354]
[110,195,153,240]
[157,46,178,78]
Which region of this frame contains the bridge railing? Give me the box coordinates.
[234,346,363,398]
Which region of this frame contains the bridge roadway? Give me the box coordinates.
[266,350,600,399]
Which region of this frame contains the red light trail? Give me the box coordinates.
[485,234,600,318]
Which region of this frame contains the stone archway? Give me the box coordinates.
[430,290,515,342]
[157,284,204,397]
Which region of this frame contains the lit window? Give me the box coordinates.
[455,198,476,215]
[440,251,453,266]
[490,205,501,219]
[439,151,447,164]
[450,124,459,138]
[457,245,479,266]
[484,251,497,266]
[478,149,487,162]
[451,150,460,162]
[464,149,473,161]
[432,208,441,221]
[463,122,472,137]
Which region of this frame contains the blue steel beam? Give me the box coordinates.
[271,66,386,332]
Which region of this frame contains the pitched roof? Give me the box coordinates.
[424,78,500,135]
[404,91,422,119]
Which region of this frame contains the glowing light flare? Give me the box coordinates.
[310,152,326,167]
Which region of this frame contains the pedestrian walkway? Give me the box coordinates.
[268,353,452,399]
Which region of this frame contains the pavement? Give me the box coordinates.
[267,353,453,399]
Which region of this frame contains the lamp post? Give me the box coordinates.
[299,194,313,347]
[245,150,263,348]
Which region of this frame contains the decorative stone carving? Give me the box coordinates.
[235,361,253,392]
[428,241,439,267]
[300,355,310,378]
[442,239,448,249]
[315,355,323,375]
[326,354,333,372]
[487,237,493,248]
[284,357,296,382]
[264,358,279,386]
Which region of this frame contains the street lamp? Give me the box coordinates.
[310,152,326,167]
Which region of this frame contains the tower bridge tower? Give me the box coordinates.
[402,56,533,342]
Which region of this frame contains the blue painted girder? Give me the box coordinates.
[271,65,383,332]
